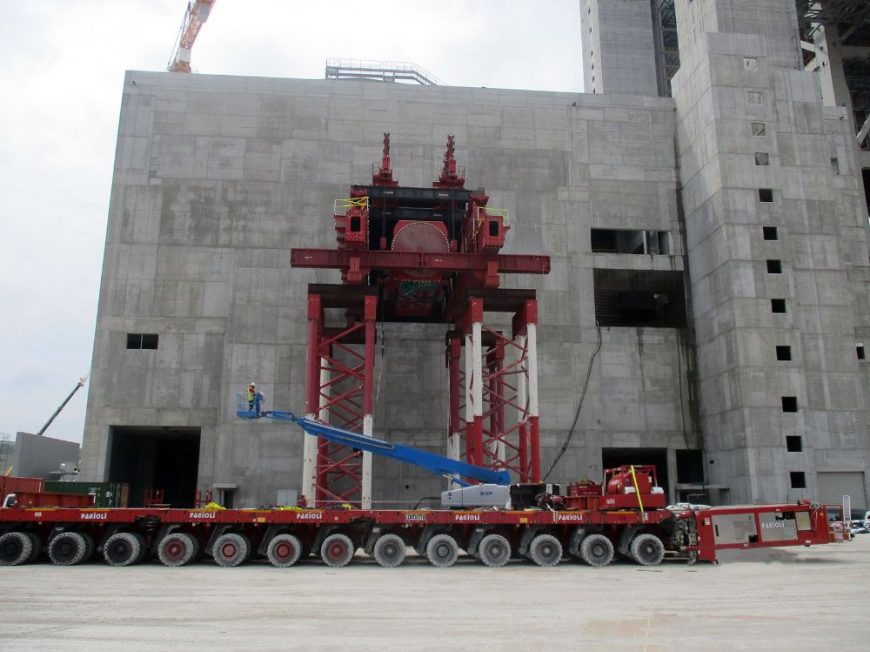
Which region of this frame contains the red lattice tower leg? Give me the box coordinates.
[301,294,376,507]
[448,297,541,483]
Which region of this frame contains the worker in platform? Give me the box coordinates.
[247,382,259,415]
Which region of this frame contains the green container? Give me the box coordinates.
[44,481,127,507]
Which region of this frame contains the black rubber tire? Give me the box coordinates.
[321,533,355,568]
[213,533,250,568]
[80,532,96,563]
[25,532,43,563]
[567,527,587,560]
[48,532,88,566]
[372,533,406,568]
[478,534,511,568]
[267,534,303,568]
[158,532,198,567]
[580,533,614,567]
[0,532,33,566]
[529,534,562,567]
[425,534,459,568]
[630,533,665,566]
[103,532,144,567]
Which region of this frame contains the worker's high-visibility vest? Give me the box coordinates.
[247,388,255,402]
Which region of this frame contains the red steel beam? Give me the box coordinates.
[291,249,550,275]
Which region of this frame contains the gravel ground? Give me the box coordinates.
[0,536,868,651]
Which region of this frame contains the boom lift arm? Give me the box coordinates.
[237,408,511,487]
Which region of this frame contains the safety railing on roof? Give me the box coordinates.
[325,58,442,86]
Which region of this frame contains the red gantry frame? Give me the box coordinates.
[292,134,551,507]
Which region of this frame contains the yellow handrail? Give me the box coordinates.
[629,465,645,514]
[334,197,369,214]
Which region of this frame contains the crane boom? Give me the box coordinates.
[168,0,216,73]
[37,377,87,436]
[237,408,511,487]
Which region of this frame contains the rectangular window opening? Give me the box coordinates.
[127,333,158,350]
[759,188,774,203]
[751,122,766,136]
[762,226,778,240]
[859,344,866,360]
[590,228,670,255]
[790,471,806,489]
[766,259,782,274]
[776,345,792,361]
[593,268,687,328]
[676,450,704,484]
[786,436,803,452]
[755,152,770,166]
[771,298,787,313]
[781,396,798,413]
[747,90,763,105]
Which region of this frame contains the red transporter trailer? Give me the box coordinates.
[0,464,844,569]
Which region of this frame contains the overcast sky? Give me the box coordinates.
[0,0,584,445]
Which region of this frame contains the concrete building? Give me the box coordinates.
[80,0,870,512]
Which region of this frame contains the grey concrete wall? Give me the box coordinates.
[581,0,659,96]
[81,72,697,506]
[676,0,801,72]
[673,0,870,505]
[13,432,80,479]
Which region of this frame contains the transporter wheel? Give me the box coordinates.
[213,533,250,568]
[80,532,96,563]
[48,532,88,566]
[630,533,665,567]
[478,534,511,568]
[267,534,303,568]
[580,533,614,567]
[158,532,198,567]
[321,533,355,568]
[25,532,43,563]
[373,534,406,568]
[529,534,562,567]
[425,534,459,568]
[0,532,34,566]
[567,527,588,560]
[103,532,144,567]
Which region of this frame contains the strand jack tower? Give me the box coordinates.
[291,135,551,507]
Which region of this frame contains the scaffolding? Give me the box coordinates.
[325,59,442,86]
[652,0,681,97]
[797,0,870,39]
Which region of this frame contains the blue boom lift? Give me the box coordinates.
[237,405,511,488]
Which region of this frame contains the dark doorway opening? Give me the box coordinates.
[602,447,669,501]
[108,427,200,507]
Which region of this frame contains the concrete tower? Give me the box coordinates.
[581,0,660,95]
[672,0,870,506]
